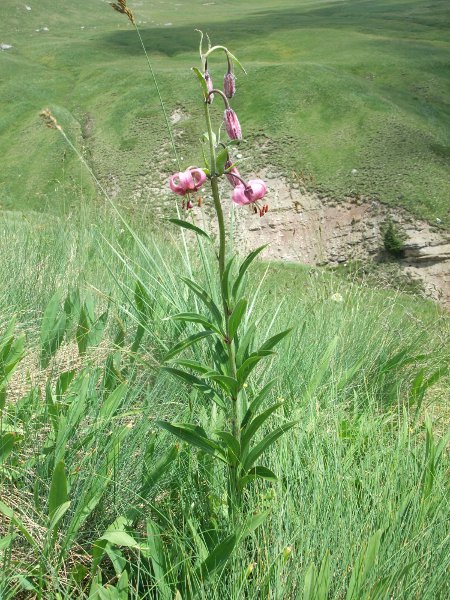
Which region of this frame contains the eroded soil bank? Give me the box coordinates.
[153,169,450,307]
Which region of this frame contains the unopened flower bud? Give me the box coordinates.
[282,546,293,561]
[224,71,236,98]
[204,62,214,103]
[224,108,242,140]
[224,158,241,187]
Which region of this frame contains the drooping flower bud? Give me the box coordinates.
[224,53,236,98]
[204,61,214,103]
[224,108,242,140]
[232,179,267,205]
[224,71,236,99]
[224,158,241,187]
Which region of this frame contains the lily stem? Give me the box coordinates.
[203,100,241,515]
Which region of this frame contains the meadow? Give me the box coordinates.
[0,1,449,598]
[0,0,449,222]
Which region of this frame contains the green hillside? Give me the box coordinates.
[0,0,449,222]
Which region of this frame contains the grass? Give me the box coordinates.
[0,209,448,598]
[0,0,449,223]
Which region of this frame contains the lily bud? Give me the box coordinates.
[224,108,242,140]
[224,72,236,99]
[204,61,214,103]
[224,158,241,187]
[224,53,236,98]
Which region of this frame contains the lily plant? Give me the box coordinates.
[159,33,296,522]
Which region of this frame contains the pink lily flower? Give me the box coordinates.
[232,179,267,205]
[224,108,242,140]
[169,167,207,196]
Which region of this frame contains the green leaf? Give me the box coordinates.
[228,299,247,340]
[243,421,297,471]
[258,329,292,353]
[238,466,277,491]
[192,66,208,96]
[0,432,15,463]
[48,460,68,518]
[99,383,127,421]
[40,292,66,368]
[0,500,39,552]
[235,322,256,366]
[196,534,237,581]
[317,551,330,600]
[241,379,277,429]
[239,511,269,540]
[204,372,239,397]
[168,218,211,240]
[181,277,223,326]
[303,336,338,403]
[100,530,140,548]
[156,421,225,460]
[216,146,229,175]
[48,500,71,531]
[146,519,172,600]
[162,367,225,407]
[236,353,272,385]
[170,312,222,334]
[0,534,15,551]
[141,444,179,496]
[215,431,240,464]
[164,331,214,362]
[346,529,382,600]
[232,246,267,299]
[221,257,235,305]
[241,402,283,454]
[170,359,211,374]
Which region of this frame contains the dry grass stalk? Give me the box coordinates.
[110,0,135,24]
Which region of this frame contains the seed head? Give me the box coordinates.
[110,0,135,24]
[39,108,62,131]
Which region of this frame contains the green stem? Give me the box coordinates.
[204,101,241,512]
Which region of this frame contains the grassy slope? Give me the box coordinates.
[0,211,448,597]
[0,0,449,223]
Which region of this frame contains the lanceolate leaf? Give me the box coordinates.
[163,367,225,407]
[258,329,292,353]
[164,331,214,362]
[221,257,235,305]
[232,245,267,299]
[241,379,278,429]
[0,432,15,463]
[238,466,277,491]
[228,298,247,340]
[181,277,223,326]
[170,312,222,335]
[192,66,208,96]
[236,352,273,385]
[243,421,298,472]
[168,218,211,240]
[48,460,68,519]
[196,534,237,581]
[215,431,240,464]
[241,402,283,454]
[156,421,225,461]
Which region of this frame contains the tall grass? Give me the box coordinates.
[0,211,448,598]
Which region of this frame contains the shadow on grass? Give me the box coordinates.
[102,0,450,57]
